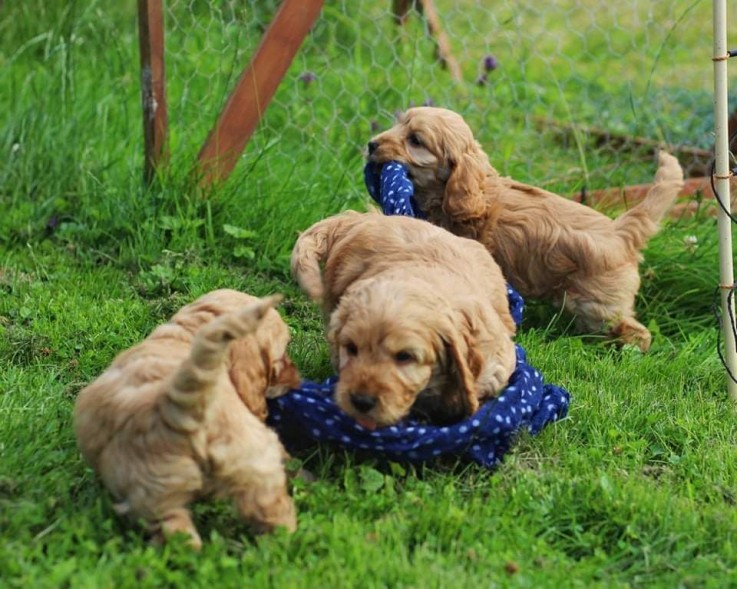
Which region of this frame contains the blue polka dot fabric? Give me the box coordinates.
[364,160,425,218]
[267,167,571,467]
[267,285,570,468]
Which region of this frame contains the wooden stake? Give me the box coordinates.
[392,0,463,82]
[392,0,414,25]
[197,0,324,186]
[533,116,713,177]
[574,176,737,218]
[137,0,168,184]
[418,0,463,82]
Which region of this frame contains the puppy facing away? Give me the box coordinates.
[367,106,685,351]
[291,211,516,429]
[74,289,301,549]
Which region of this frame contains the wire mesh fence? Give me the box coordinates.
[155,0,737,393]
[158,0,727,206]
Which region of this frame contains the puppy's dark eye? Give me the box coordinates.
[345,342,358,356]
[394,351,414,363]
[408,133,423,147]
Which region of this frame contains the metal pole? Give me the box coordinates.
[713,0,737,402]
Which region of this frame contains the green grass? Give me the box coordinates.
[2,0,736,586]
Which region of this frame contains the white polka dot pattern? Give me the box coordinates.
[364,160,424,218]
[269,169,571,467]
[267,286,570,468]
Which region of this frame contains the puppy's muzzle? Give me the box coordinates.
[367,141,378,155]
[350,392,377,413]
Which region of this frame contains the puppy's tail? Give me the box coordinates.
[291,213,355,302]
[160,295,281,433]
[613,151,684,251]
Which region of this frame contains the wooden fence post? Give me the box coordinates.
[392,0,463,82]
[138,0,168,184]
[197,0,324,186]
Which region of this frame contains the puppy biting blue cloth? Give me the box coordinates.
[364,160,424,218]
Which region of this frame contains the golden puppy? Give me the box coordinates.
[368,106,685,351]
[291,211,516,429]
[73,290,301,549]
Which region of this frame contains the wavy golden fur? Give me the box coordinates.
[367,106,685,351]
[291,211,516,429]
[73,290,301,549]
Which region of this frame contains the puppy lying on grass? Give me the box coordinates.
[74,290,300,549]
[291,211,516,429]
[368,106,685,351]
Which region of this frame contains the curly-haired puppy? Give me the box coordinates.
[291,211,516,429]
[74,290,301,549]
[368,106,685,351]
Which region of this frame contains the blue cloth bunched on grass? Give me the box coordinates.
[265,161,571,468]
[267,286,570,467]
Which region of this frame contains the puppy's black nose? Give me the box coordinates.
[367,141,378,155]
[350,393,377,413]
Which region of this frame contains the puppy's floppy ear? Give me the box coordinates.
[443,151,487,223]
[326,308,346,370]
[267,356,301,397]
[440,313,484,417]
[228,338,269,421]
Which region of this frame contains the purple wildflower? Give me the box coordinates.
[45,215,59,235]
[483,55,499,72]
[298,71,317,86]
